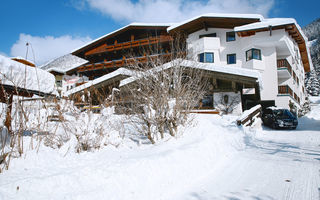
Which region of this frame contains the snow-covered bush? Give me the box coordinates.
[298,98,311,117]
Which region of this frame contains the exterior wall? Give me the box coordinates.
[213,92,242,115]
[187,28,243,68]
[186,27,307,110]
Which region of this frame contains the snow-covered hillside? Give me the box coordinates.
[1,99,320,199]
[303,18,320,96]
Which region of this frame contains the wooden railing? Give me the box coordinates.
[236,104,262,126]
[278,85,300,104]
[278,85,293,96]
[78,53,172,72]
[85,35,173,56]
[277,59,292,75]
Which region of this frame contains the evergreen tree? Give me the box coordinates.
[305,70,320,96]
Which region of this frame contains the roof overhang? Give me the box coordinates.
[72,23,173,58]
[234,19,311,72]
[167,13,263,34]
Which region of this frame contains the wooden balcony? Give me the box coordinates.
[277,59,292,79]
[85,35,173,56]
[278,85,301,104]
[77,53,173,72]
[278,85,293,96]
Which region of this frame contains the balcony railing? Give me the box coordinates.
[278,85,300,104]
[77,52,187,72]
[278,85,293,96]
[85,35,173,56]
[277,59,292,75]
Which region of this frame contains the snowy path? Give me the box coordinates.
[1,104,320,200]
[176,130,320,200]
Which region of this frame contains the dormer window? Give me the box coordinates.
[226,31,236,42]
[199,52,214,63]
[246,48,261,61]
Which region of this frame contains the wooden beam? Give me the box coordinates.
[203,21,208,31]
[4,94,13,134]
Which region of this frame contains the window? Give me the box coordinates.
[201,95,213,108]
[246,48,261,61]
[227,54,236,64]
[199,52,214,63]
[226,31,236,42]
[199,33,216,38]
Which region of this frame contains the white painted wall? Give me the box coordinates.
[213,92,242,115]
[186,26,307,110]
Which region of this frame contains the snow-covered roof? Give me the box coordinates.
[235,18,312,72]
[0,55,55,94]
[72,22,174,55]
[64,68,134,96]
[40,54,88,74]
[235,18,294,31]
[120,59,260,87]
[235,18,308,41]
[167,13,264,32]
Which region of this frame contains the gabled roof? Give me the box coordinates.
[234,18,312,72]
[167,13,264,34]
[72,23,173,57]
[41,54,88,74]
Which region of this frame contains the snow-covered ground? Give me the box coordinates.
[1,99,320,200]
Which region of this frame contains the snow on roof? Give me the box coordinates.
[234,17,312,71]
[0,55,55,94]
[64,68,134,96]
[72,22,174,54]
[120,59,260,87]
[167,13,264,32]
[40,54,88,74]
[235,18,295,31]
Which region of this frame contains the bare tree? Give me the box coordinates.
[118,42,209,143]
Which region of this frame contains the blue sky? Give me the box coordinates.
[0,0,319,65]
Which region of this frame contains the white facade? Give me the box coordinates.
[186,22,308,110]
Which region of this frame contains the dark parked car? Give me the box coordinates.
[262,107,298,129]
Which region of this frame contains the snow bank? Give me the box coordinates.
[0,113,245,200]
[0,55,55,94]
